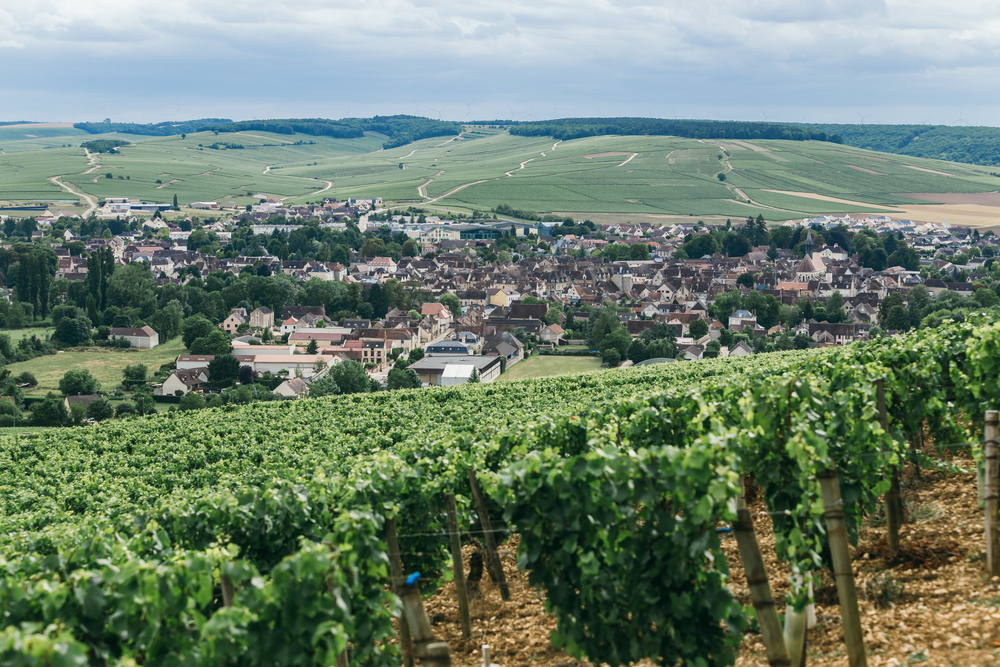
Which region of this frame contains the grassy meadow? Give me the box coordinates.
[4,337,186,397]
[2,123,1000,221]
[499,354,604,381]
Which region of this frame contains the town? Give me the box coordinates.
[0,195,996,418]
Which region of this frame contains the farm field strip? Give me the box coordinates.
[4,126,1000,219]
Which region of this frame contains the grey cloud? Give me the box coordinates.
[0,0,998,126]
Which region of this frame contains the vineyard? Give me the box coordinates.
[2,318,1000,666]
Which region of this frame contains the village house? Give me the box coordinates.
[110,326,159,349]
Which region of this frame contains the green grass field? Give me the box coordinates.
[4,327,55,344]
[499,354,604,381]
[3,123,999,221]
[6,337,185,396]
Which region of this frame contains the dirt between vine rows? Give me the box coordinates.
[418,458,996,667]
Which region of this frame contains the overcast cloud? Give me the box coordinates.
[2,0,999,125]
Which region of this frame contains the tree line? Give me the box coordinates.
[508,118,844,143]
[79,139,129,153]
[800,122,1000,167]
[198,116,462,150]
[74,119,231,136]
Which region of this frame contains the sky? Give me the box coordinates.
[3,0,1000,126]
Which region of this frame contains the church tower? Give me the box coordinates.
[805,230,814,258]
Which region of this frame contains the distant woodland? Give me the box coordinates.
[799,123,1000,167]
[79,139,129,153]
[199,116,462,149]
[507,118,845,144]
[74,119,231,136]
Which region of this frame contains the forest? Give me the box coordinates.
[74,118,231,136]
[799,122,1000,166]
[198,116,463,149]
[506,117,844,143]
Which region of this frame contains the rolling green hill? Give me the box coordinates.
[2,121,1000,222]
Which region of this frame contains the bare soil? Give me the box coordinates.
[848,165,884,175]
[832,151,889,162]
[762,190,897,211]
[903,165,953,177]
[896,192,1000,206]
[414,459,995,667]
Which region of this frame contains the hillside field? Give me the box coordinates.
[4,336,185,396]
[499,354,603,380]
[3,123,1000,222]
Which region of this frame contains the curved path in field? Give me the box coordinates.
[419,138,561,204]
[262,163,335,202]
[48,175,98,217]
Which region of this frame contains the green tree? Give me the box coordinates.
[32,393,68,426]
[308,375,340,398]
[182,315,216,349]
[87,395,116,421]
[626,339,648,363]
[878,293,905,324]
[306,338,319,354]
[115,402,137,418]
[884,304,910,331]
[438,293,461,316]
[54,316,92,347]
[387,367,422,390]
[887,244,920,271]
[148,300,184,341]
[645,337,676,359]
[179,392,207,411]
[824,291,847,324]
[589,308,621,349]
[132,389,156,416]
[191,329,233,356]
[208,354,240,387]
[122,364,148,390]
[682,234,719,258]
[58,369,100,396]
[106,262,155,311]
[628,243,650,260]
[602,348,621,367]
[408,347,425,361]
[360,238,384,258]
[710,290,743,326]
[973,288,1000,308]
[328,360,371,394]
[16,372,37,388]
[599,328,631,358]
[689,319,709,339]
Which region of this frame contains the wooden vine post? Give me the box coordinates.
[877,379,903,555]
[467,470,510,601]
[397,578,452,667]
[984,410,1000,577]
[385,517,416,667]
[818,467,867,667]
[733,481,791,667]
[445,492,473,638]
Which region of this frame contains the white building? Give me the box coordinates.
[109,326,159,349]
